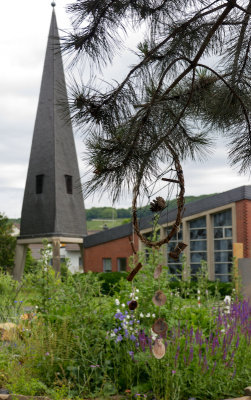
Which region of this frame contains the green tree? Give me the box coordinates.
[62,0,251,203]
[0,213,16,271]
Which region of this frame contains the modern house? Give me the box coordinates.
[83,185,251,282]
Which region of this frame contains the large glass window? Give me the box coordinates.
[166,225,183,278]
[189,217,207,276]
[103,258,112,272]
[213,209,232,282]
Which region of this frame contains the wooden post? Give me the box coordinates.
[233,243,244,293]
[13,243,28,281]
[52,239,61,275]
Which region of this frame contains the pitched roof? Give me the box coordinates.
[84,185,251,248]
[20,9,87,239]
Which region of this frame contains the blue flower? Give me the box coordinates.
[116,334,123,343]
[130,334,136,341]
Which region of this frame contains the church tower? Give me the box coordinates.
[13,4,87,280]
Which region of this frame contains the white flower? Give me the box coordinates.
[197,296,200,301]
[224,295,231,304]
[135,296,139,300]
[110,332,116,337]
[116,309,120,313]
[126,315,130,319]
[136,289,139,293]
[140,312,144,318]
[130,293,133,298]
[146,313,151,318]
[152,313,156,318]
[115,299,120,305]
[197,289,201,294]
[150,329,158,340]
[121,303,125,308]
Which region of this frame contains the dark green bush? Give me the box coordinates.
[169,279,233,298]
[97,271,128,295]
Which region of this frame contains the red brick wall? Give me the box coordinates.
[236,200,251,258]
[84,235,139,272]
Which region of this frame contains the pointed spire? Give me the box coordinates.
[20,9,87,238]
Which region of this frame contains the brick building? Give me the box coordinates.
[84,185,251,282]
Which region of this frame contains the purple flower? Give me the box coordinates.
[130,334,136,341]
[114,328,118,333]
[45,352,50,356]
[128,351,134,360]
[116,334,123,343]
[90,364,100,368]
[172,370,176,374]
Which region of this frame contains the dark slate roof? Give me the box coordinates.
[20,9,87,239]
[84,185,251,248]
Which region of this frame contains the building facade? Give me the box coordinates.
[84,185,251,282]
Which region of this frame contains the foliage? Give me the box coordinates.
[95,271,128,295]
[0,213,16,272]
[0,269,22,323]
[61,1,251,202]
[0,243,250,400]
[24,247,39,275]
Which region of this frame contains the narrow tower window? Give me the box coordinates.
[65,175,73,194]
[36,174,44,194]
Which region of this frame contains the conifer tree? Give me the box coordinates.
[62,0,251,202]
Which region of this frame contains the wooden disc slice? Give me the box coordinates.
[152,290,167,306]
[128,300,138,310]
[154,264,162,279]
[152,338,166,359]
[152,318,168,335]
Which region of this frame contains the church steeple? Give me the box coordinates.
[20,8,87,238]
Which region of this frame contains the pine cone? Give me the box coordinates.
[150,196,166,212]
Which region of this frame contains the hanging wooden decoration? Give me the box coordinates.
[128,300,138,310]
[152,338,166,359]
[127,262,143,281]
[153,264,162,279]
[132,144,185,249]
[152,290,167,306]
[152,318,168,336]
[169,242,187,260]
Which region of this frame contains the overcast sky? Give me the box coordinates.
[0,0,250,218]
